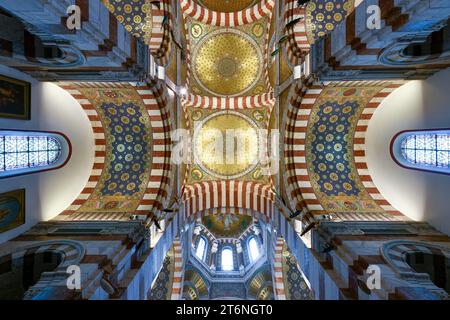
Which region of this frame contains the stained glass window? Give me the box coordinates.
[248,237,260,262]
[0,134,62,174]
[221,248,234,271]
[400,133,450,168]
[195,237,207,261]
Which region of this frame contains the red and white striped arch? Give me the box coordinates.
[134,80,173,216]
[284,81,407,219]
[170,239,184,300]
[182,1,274,96]
[283,0,309,66]
[284,81,324,213]
[182,181,275,220]
[353,81,405,216]
[181,92,275,109]
[180,0,275,27]
[273,238,286,300]
[149,0,173,66]
[56,83,107,217]
[55,81,172,220]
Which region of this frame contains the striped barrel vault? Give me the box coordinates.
[273,238,286,300]
[180,0,275,27]
[56,83,107,216]
[283,0,309,66]
[134,79,173,215]
[182,181,275,221]
[56,81,172,220]
[284,80,409,219]
[284,81,324,214]
[353,81,405,216]
[170,239,184,300]
[149,0,173,66]
[181,92,275,109]
[182,91,274,137]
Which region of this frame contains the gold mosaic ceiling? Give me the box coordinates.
[187,107,270,184]
[196,0,259,13]
[202,214,253,238]
[194,111,260,180]
[192,30,263,97]
[188,18,268,97]
[305,0,355,43]
[101,0,153,43]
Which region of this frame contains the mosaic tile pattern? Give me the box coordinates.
[148,249,174,300]
[102,0,152,41]
[75,88,153,213]
[282,246,314,300]
[187,18,269,97]
[99,102,149,196]
[309,101,360,197]
[185,107,271,184]
[305,0,354,43]
[306,86,386,212]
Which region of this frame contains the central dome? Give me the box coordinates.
[194,111,260,179]
[192,30,262,97]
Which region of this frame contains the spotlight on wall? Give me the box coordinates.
[178,86,188,96]
[294,65,302,79]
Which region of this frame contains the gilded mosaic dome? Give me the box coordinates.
[192,30,263,97]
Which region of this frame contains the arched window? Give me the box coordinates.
[221,248,234,271]
[0,130,71,179]
[195,237,207,261]
[248,237,260,262]
[391,130,450,175]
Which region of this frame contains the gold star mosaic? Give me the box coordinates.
[305,0,355,43]
[101,0,153,44]
[187,17,269,97]
[185,107,272,184]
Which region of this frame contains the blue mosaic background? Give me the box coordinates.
[148,254,172,300]
[310,101,360,197]
[100,102,149,196]
[306,0,354,42]
[283,248,314,300]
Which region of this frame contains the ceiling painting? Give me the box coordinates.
[187,17,269,97]
[306,86,386,213]
[102,0,153,43]
[281,244,314,300]
[185,107,271,184]
[202,214,253,238]
[75,88,153,213]
[305,0,355,44]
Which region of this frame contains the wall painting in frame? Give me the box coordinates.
[0,75,31,120]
